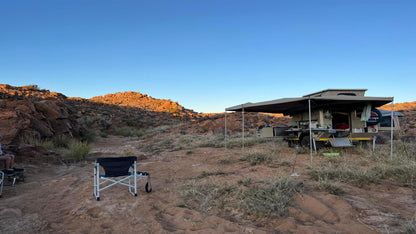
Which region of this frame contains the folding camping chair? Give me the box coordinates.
[93,156,152,201]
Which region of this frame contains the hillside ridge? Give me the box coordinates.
[89,91,196,117]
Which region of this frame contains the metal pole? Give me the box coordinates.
[242,105,245,156]
[224,111,227,149]
[390,98,394,160]
[309,98,313,168]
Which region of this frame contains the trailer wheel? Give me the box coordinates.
[315,141,324,150]
[301,136,310,148]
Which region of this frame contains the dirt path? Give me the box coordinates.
[0,136,415,233]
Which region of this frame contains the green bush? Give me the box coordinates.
[66,141,90,161]
[52,135,72,148]
[22,136,54,150]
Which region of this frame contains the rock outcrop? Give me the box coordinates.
[0,85,83,144]
[0,84,198,145]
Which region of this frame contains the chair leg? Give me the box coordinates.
[134,161,137,196]
[94,164,100,201]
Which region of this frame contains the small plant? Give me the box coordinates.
[181,181,238,214]
[66,141,90,161]
[199,134,225,148]
[241,151,271,165]
[52,135,72,148]
[22,136,54,150]
[314,178,345,195]
[197,170,234,179]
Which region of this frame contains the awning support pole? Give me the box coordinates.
[390,98,394,160]
[224,111,227,149]
[242,105,245,157]
[309,98,313,168]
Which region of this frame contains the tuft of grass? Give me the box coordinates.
[22,136,55,150]
[181,181,238,214]
[239,177,303,218]
[241,151,271,165]
[181,177,303,219]
[52,135,72,148]
[197,170,234,179]
[309,166,382,187]
[314,178,345,195]
[66,141,91,161]
[310,163,416,189]
[199,134,225,148]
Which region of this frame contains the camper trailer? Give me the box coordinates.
[226,89,397,149]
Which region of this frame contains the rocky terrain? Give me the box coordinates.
[0,84,199,145]
[1,84,415,233]
[381,101,416,136]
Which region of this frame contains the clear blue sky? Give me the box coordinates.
[1,0,415,113]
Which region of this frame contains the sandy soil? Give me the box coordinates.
[1,135,415,233]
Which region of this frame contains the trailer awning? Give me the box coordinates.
[226,96,393,115]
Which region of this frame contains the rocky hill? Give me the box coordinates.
[0,84,197,145]
[380,101,416,136]
[90,92,196,117]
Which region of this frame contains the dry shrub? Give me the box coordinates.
[314,178,345,195]
[181,181,237,214]
[239,177,303,218]
[181,177,303,220]
[197,170,234,179]
[241,151,271,165]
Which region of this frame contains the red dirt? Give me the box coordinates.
[1,135,415,233]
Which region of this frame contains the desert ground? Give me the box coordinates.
[1,132,415,233]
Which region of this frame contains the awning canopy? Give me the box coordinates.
[226,96,393,115]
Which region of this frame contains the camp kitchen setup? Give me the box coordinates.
[225,89,397,158]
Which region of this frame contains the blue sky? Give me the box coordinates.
[1,0,415,113]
